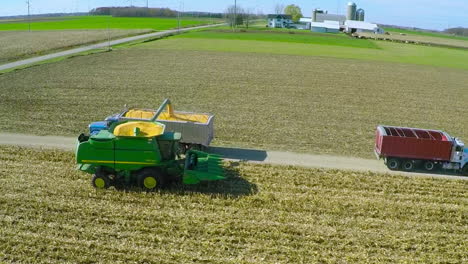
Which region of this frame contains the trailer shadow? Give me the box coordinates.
[402,168,466,178]
[207,146,268,162]
[162,164,258,198]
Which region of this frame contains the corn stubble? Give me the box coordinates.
[0,146,466,263]
[0,29,152,63]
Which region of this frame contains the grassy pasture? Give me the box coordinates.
[357,32,468,49]
[164,33,468,70]
[1,146,467,263]
[0,15,217,31]
[175,30,380,49]
[0,44,467,158]
[0,29,152,63]
[383,27,468,41]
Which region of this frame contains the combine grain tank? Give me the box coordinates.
[375,125,468,174]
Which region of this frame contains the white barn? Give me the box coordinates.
[344,20,384,34]
[311,20,340,33]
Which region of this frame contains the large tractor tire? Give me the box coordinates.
[92,174,110,189]
[137,169,165,191]
[386,158,400,171]
[402,159,415,172]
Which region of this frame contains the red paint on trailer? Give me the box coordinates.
[375,125,453,161]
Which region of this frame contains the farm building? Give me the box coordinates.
[311,20,340,33]
[289,22,311,30]
[301,12,346,25]
[315,13,346,25]
[267,14,293,28]
[344,20,384,34]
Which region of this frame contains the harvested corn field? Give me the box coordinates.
[1,146,467,263]
[0,29,152,63]
[0,45,467,158]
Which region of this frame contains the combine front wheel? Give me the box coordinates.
[138,169,165,191]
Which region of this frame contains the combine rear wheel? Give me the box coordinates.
[402,160,415,172]
[138,169,165,191]
[92,174,110,189]
[386,158,400,171]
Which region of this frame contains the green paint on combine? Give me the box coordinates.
[76,120,225,191]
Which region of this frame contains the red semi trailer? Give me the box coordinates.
[375,125,468,175]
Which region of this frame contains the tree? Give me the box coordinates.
[274,4,285,14]
[244,8,254,29]
[225,5,244,28]
[284,4,302,22]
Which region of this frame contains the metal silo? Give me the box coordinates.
[356,8,365,21]
[312,9,324,22]
[347,2,357,20]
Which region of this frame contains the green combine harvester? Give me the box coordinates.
[76,120,225,191]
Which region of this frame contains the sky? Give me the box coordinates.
[1,0,467,30]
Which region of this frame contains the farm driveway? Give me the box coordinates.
[0,23,223,72]
[1,132,466,181]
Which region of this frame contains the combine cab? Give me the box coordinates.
[76,120,224,190]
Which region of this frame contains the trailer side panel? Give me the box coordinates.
[375,125,453,161]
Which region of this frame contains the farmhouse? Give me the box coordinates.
[267,14,293,28]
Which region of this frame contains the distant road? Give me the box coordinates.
[0,132,466,181]
[0,23,223,72]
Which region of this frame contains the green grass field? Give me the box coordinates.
[168,30,468,70]
[175,30,380,49]
[0,29,467,158]
[0,15,218,31]
[1,146,466,263]
[383,27,468,41]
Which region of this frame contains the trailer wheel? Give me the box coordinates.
[402,160,415,172]
[92,174,110,189]
[386,158,400,171]
[137,169,165,191]
[423,161,436,172]
[178,143,188,155]
[462,165,468,176]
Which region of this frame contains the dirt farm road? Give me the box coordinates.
[0,133,466,181]
[0,23,223,72]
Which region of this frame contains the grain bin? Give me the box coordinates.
[356,8,365,21]
[347,2,357,20]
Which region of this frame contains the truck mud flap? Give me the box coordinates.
[183,150,225,184]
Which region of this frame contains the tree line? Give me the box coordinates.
[444,27,468,37]
[90,7,223,18]
[224,4,302,28]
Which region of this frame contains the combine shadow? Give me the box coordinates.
[162,164,258,198]
[207,146,267,162]
[115,164,258,198]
